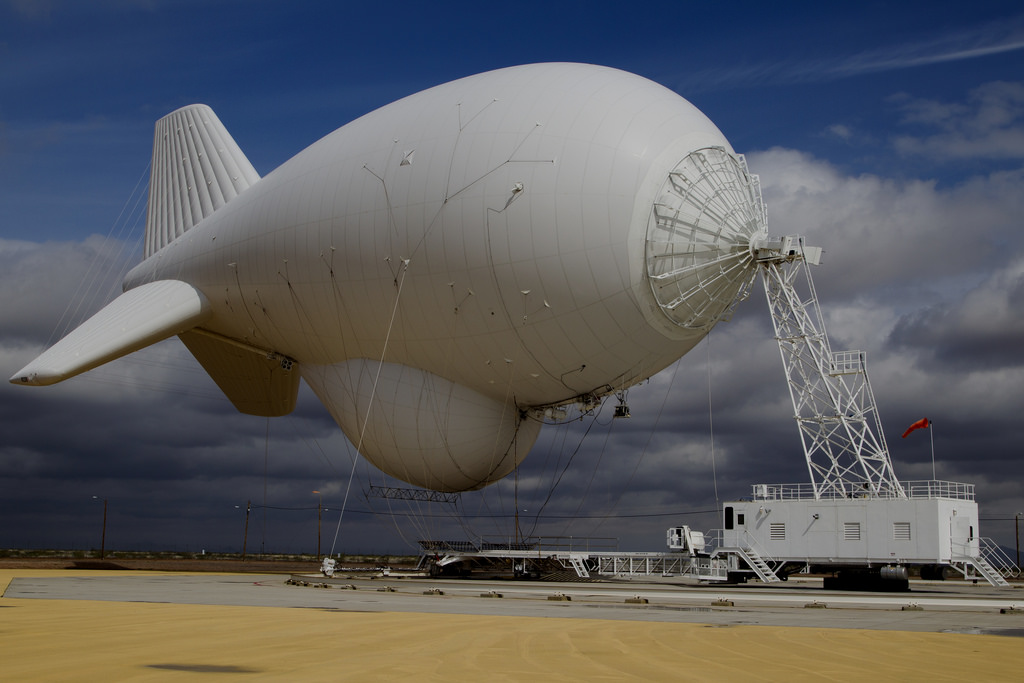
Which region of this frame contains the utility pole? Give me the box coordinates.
[313,491,322,559]
[241,501,251,560]
[92,496,107,559]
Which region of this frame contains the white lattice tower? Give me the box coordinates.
[755,236,905,499]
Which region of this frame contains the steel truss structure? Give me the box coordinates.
[755,236,905,500]
[368,485,460,504]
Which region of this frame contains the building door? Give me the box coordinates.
[950,515,976,558]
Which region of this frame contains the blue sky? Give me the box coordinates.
[6,0,1022,240]
[2,0,1023,558]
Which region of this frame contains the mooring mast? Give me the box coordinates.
[755,235,904,499]
[714,234,1015,588]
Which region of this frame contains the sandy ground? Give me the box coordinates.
[3,568,1024,681]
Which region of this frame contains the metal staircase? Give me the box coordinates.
[953,555,1010,588]
[568,555,590,578]
[715,546,783,583]
[953,537,1020,587]
[740,547,782,583]
[980,536,1021,579]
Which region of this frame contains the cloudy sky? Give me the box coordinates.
[2,0,1023,558]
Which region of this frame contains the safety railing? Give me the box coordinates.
[748,480,974,501]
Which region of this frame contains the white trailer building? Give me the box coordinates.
[718,481,1009,587]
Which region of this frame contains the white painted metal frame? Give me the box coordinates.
[757,238,905,499]
[645,148,764,331]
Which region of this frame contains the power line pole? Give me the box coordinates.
[313,491,322,559]
[242,501,251,560]
[92,496,107,559]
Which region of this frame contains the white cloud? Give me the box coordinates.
[825,123,854,141]
[668,19,1024,91]
[0,236,136,347]
[891,81,1024,160]
[748,148,1024,303]
[834,35,1024,79]
[747,147,1024,375]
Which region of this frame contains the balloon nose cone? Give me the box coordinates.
[645,147,767,330]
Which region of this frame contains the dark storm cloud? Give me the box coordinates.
[0,237,138,345]
[889,261,1024,371]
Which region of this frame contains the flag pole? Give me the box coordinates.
[929,421,936,480]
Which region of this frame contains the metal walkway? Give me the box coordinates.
[420,540,732,582]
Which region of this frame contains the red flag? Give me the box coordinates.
[902,417,930,438]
